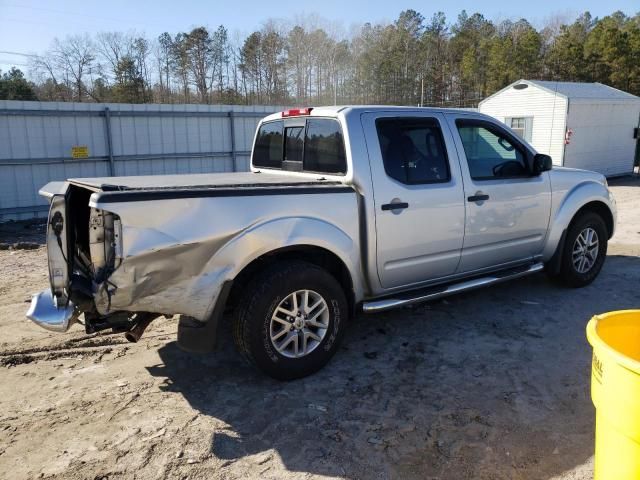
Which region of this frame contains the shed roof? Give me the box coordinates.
[528,80,638,100]
[482,79,639,103]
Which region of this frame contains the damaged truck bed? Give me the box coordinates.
[33,171,359,345]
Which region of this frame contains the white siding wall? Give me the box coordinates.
[479,85,568,166]
[563,99,640,176]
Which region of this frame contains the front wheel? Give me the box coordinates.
[233,261,348,380]
[557,212,608,287]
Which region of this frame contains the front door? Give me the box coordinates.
[446,114,552,273]
[362,112,465,289]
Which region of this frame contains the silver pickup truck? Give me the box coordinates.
[27,106,616,379]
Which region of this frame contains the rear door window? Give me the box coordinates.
[376,117,451,184]
[253,120,283,169]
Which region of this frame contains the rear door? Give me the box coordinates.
[446,114,551,273]
[362,112,465,289]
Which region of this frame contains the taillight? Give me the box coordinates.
[282,107,313,117]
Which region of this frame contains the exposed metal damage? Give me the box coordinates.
[93,230,238,320]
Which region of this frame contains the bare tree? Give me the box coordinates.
[41,35,96,101]
[96,32,134,81]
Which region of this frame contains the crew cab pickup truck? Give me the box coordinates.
[27,106,616,379]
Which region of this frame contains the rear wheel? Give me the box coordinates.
[557,212,608,287]
[233,261,348,380]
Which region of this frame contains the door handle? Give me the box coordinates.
[381,202,409,211]
[467,194,489,202]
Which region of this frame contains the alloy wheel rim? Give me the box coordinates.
[269,289,329,358]
[572,227,599,274]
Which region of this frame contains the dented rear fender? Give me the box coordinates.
[90,194,361,322]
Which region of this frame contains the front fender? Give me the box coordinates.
[542,180,616,261]
[195,216,363,321]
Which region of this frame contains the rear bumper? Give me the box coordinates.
[26,289,78,332]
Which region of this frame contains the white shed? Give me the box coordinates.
[479,79,640,177]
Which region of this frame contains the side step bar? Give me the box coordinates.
[362,262,545,314]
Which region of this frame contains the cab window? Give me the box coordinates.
[252,118,346,175]
[456,120,528,180]
[253,120,283,169]
[304,118,346,174]
[284,126,304,162]
[376,117,451,185]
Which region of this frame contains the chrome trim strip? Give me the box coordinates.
[362,262,544,313]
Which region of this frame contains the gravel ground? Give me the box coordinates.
[0,176,638,480]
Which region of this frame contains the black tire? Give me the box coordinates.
[233,260,348,380]
[557,212,608,288]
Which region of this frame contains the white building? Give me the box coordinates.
[479,79,640,177]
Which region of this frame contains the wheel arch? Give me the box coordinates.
[226,245,356,317]
[543,180,615,263]
[544,198,614,275]
[572,201,614,239]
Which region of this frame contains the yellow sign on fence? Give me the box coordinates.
[71,145,89,159]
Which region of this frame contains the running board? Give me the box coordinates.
[362,262,545,313]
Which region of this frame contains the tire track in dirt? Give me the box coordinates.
[0,334,131,367]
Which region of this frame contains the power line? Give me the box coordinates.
[0,50,38,58]
[2,2,173,31]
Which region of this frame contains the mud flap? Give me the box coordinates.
[546,228,567,276]
[177,281,232,353]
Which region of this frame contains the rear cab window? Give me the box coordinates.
[284,126,304,162]
[253,121,283,169]
[252,117,347,175]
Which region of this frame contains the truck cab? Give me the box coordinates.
[250,107,609,296]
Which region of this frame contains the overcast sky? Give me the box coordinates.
[1,0,638,70]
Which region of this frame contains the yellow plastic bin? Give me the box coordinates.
[587,310,640,480]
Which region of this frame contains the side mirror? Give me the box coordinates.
[532,154,553,175]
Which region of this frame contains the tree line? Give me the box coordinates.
[1,9,639,106]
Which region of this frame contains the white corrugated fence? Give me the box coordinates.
[0,101,284,221]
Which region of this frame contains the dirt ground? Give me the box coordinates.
[0,177,638,480]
